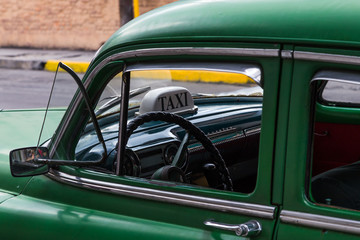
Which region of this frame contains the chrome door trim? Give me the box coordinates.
[294,51,360,65]
[281,50,293,59]
[280,210,360,235]
[47,170,275,219]
[50,46,279,157]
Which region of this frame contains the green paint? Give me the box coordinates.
[2,0,360,239]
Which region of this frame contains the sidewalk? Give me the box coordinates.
[0,48,95,73]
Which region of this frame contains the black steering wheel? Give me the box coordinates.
[125,111,233,191]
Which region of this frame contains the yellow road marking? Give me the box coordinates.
[44,60,89,73]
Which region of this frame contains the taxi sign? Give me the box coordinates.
[138,86,197,115]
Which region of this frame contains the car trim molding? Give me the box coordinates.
[47,170,275,219]
[280,210,360,235]
[294,51,360,65]
[188,129,245,153]
[244,126,261,136]
[281,50,293,59]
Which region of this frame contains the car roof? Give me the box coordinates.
[98,0,360,56]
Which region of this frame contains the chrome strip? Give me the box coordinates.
[281,50,293,59]
[244,127,261,136]
[311,70,360,85]
[188,133,245,153]
[294,51,360,65]
[206,127,238,139]
[51,47,279,157]
[47,170,275,219]
[280,210,360,235]
[124,61,262,86]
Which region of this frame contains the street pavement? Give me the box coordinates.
[0,48,95,73]
[0,47,259,110]
[0,69,85,110]
[0,48,93,109]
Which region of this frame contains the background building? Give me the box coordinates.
[0,0,177,50]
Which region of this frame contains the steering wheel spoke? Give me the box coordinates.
[172,132,190,169]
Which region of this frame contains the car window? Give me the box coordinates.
[321,81,360,107]
[310,71,360,211]
[75,63,263,193]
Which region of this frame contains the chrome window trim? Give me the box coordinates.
[50,47,278,157]
[311,70,360,85]
[294,51,360,65]
[124,61,262,86]
[47,170,275,219]
[280,210,360,235]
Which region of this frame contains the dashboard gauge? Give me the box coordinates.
[113,149,141,177]
[163,143,179,165]
[163,143,188,169]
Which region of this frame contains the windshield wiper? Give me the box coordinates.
[95,86,151,117]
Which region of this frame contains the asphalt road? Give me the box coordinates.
[0,69,84,110]
[0,69,257,110]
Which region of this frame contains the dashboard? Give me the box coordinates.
[75,96,262,193]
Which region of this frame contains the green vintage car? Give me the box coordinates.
[2,0,360,239]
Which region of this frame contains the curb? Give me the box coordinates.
[0,58,89,73]
[0,59,45,71]
[44,60,89,73]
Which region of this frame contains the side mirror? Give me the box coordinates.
[9,147,49,177]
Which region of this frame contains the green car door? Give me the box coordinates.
[277,46,360,239]
[0,42,282,239]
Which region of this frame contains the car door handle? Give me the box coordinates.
[204,219,262,237]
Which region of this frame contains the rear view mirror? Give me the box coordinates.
[10,147,49,177]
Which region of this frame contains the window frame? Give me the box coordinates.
[47,44,281,208]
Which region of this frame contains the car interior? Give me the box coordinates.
[76,66,263,194]
[311,76,360,210]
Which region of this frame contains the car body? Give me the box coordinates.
[2,0,360,239]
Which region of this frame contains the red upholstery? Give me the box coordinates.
[312,122,360,176]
